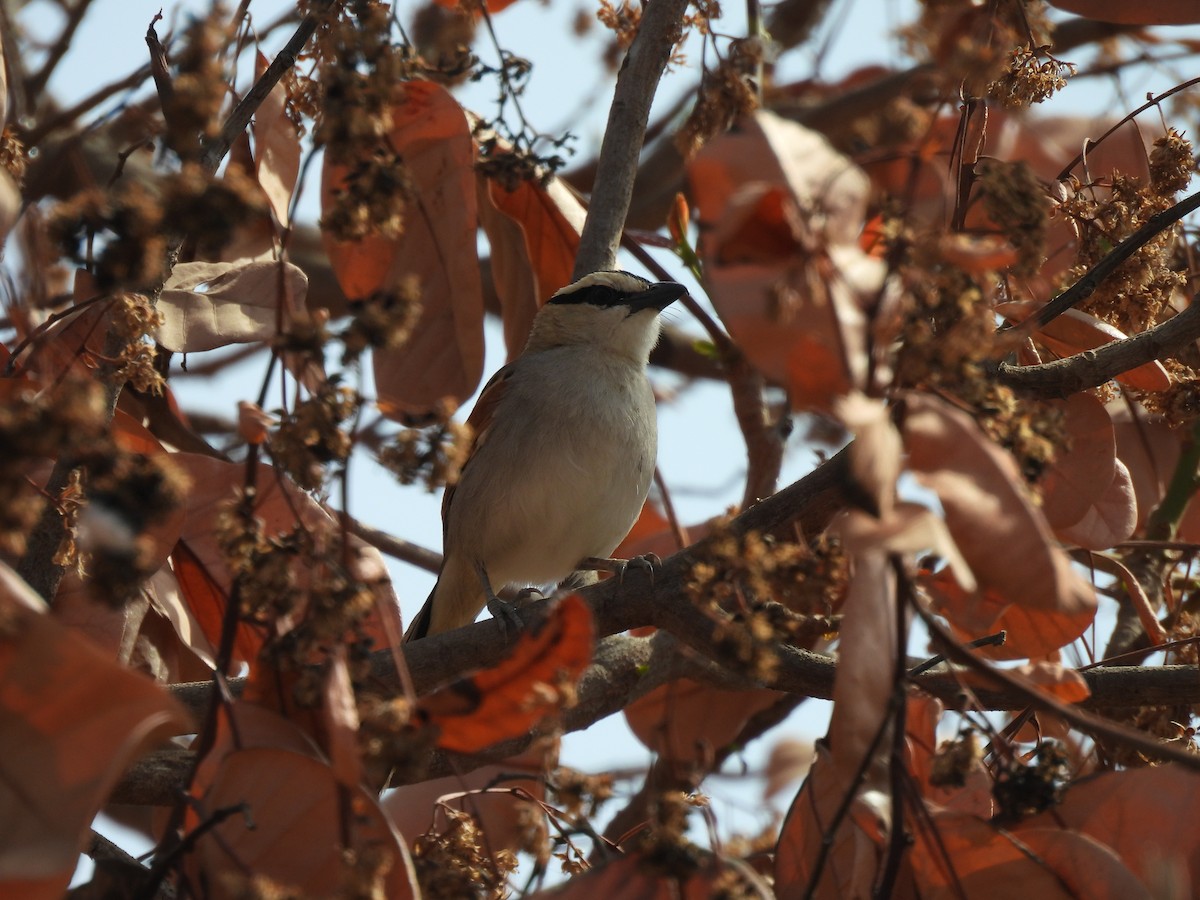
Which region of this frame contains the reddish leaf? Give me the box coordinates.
[836,392,902,518]
[484,167,584,357]
[321,82,483,418]
[1046,0,1200,23]
[827,550,897,787]
[421,594,593,753]
[434,0,520,14]
[171,538,264,665]
[188,747,415,899]
[624,680,785,769]
[903,392,1096,619]
[1009,660,1090,703]
[1019,764,1200,893]
[528,852,768,898]
[910,809,1147,899]
[1056,460,1137,550]
[922,568,1095,660]
[252,50,301,226]
[1110,400,1179,532]
[689,112,880,411]
[0,563,190,900]
[774,745,883,898]
[1041,393,1118,531]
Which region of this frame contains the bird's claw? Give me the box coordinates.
[577,553,661,586]
[486,595,524,644]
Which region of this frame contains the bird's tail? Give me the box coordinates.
[402,582,438,643]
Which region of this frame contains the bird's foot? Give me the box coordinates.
[486,595,524,644]
[577,553,662,586]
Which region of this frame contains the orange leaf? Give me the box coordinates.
[1018,764,1200,890]
[774,745,883,897]
[921,567,1095,660]
[624,680,784,768]
[1010,660,1091,703]
[421,594,593,753]
[485,168,584,354]
[321,82,483,418]
[0,563,190,900]
[689,112,879,412]
[527,852,752,898]
[1040,393,1118,531]
[910,809,1147,898]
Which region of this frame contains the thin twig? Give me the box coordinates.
[1034,189,1200,329]
[24,0,97,106]
[199,0,336,174]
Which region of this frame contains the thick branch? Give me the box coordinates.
[572,0,688,277]
[995,295,1200,399]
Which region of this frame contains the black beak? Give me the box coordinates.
[628,281,687,314]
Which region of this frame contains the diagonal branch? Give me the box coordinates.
[572,0,689,277]
[995,291,1200,399]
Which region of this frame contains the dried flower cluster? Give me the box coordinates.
[340,280,423,363]
[311,0,419,248]
[993,741,1071,820]
[378,404,473,492]
[1057,131,1196,336]
[988,45,1072,108]
[269,381,359,491]
[0,379,107,556]
[162,7,229,158]
[410,806,517,899]
[48,185,166,290]
[676,37,762,161]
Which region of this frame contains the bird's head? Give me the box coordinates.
[525,271,686,363]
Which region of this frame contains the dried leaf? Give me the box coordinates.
[836,392,902,517]
[0,563,190,899]
[1056,460,1137,550]
[1018,764,1200,894]
[910,809,1148,899]
[624,680,785,768]
[157,260,308,353]
[252,50,301,227]
[689,112,879,411]
[485,168,584,356]
[774,745,883,898]
[189,747,415,899]
[903,392,1096,618]
[997,302,1172,392]
[321,82,483,418]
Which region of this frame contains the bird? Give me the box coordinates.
[403,270,686,642]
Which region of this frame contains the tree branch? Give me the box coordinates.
[995,293,1200,399]
[115,446,1200,809]
[572,0,689,277]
